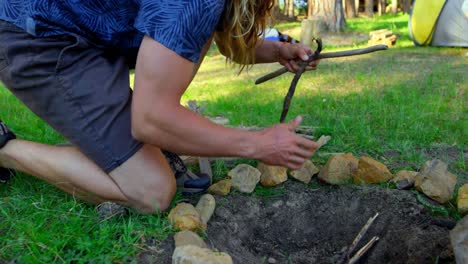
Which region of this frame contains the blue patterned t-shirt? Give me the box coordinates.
[0,0,225,62]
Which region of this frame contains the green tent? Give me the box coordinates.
[409,0,468,47]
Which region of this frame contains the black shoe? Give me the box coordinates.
[0,120,16,149]
[162,150,211,195]
[0,120,16,184]
[0,167,14,184]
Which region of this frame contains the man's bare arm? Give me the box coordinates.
[131,36,317,169]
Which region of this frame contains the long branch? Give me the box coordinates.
[255,44,388,85]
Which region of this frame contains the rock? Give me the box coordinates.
[450,215,468,264]
[457,184,468,215]
[257,162,288,187]
[289,160,320,184]
[414,159,458,204]
[393,170,418,183]
[172,245,233,264]
[268,257,277,263]
[396,179,414,190]
[316,135,331,149]
[196,194,216,224]
[168,203,205,232]
[208,116,230,126]
[353,156,394,184]
[174,230,208,249]
[392,170,418,190]
[208,179,232,196]
[228,164,261,193]
[318,153,358,185]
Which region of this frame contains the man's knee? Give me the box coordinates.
[109,144,177,214]
[124,180,176,214]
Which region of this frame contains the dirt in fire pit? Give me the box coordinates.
[138,181,455,264]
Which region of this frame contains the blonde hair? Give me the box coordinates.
[214,0,275,69]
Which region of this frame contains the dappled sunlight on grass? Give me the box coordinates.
[0,12,465,262]
[181,43,466,150]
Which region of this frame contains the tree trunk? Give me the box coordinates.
[273,0,281,18]
[307,0,346,33]
[344,0,357,18]
[355,0,360,14]
[400,0,411,13]
[308,0,314,18]
[334,0,346,31]
[287,0,295,18]
[284,0,290,16]
[377,0,386,15]
[365,0,374,17]
[391,0,398,14]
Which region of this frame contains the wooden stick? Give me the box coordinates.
[349,236,380,264]
[340,212,380,264]
[347,213,379,258]
[255,45,388,85]
[279,61,308,122]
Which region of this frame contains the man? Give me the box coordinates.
[0,0,319,213]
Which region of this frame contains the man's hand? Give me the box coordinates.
[278,43,320,73]
[252,116,318,170]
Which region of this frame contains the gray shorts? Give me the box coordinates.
[0,20,143,173]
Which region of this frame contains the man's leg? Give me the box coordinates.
[0,138,176,212]
[0,21,176,213]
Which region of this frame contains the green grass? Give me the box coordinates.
[1,13,467,262]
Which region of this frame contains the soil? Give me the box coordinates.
[138,180,455,264]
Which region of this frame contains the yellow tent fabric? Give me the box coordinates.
[410,0,446,45]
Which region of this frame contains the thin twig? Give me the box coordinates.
[349,236,380,264]
[348,213,379,258]
[340,212,380,264]
[279,62,308,122]
[279,39,322,122]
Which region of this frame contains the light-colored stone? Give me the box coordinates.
[316,135,331,149]
[172,245,233,264]
[228,164,261,193]
[196,194,216,224]
[174,230,208,249]
[391,170,418,190]
[208,116,230,126]
[318,153,358,185]
[257,162,288,187]
[289,160,320,184]
[392,170,418,183]
[353,156,394,184]
[457,184,468,215]
[168,203,205,232]
[414,159,458,204]
[450,215,468,264]
[208,179,232,196]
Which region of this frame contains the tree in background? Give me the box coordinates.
[283,0,296,18]
[308,0,313,18]
[377,0,386,15]
[274,0,281,18]
[400,0,412,13]
[344,0,357,18]
[391,0,398,14]
[365,0,374,17]
[288,0,295,17]
[306,0,345,32]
